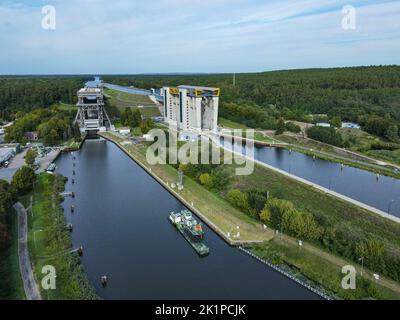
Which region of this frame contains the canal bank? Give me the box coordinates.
[55,138,320,299]
[99,132,266,246]
[97,132,400,300]
[217,135,400,221]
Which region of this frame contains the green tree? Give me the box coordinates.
[330,116,342,128]
[25,148,38,167]
[140,118,154,134]
[0,180,14,223]
[226,189,248,212]
[199,173,213,189]
[11,166,36,196]
[246,189,269,216]
[275,118,285,135]
[131,109,142,128]
[73,122,81,141]
[386,125,399,143]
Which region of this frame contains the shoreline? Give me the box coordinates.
[99,132,257,247]
[98,132,333,300]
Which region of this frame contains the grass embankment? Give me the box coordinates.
[277,136,400,179]
[219,117,281,144]
[0,209,25,300]
[250,239,400,300]
[63,138,84,152]
[219,117,400,178]
[102,131,400,299]
[102,132,273,242]
[339,128,400,167]
[23,173,97,300]
[104,88,161,117]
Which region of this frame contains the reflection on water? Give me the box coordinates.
[56,140,319,300]
[222,138,400,218]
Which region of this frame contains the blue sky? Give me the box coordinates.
[0,0,399,74]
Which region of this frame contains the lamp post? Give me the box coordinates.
[34,229,44,248]
[359,257,364,277]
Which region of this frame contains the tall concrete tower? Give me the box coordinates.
[163,85,220,132]
[74,87,111,133]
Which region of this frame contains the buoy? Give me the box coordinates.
[73,163,76,167]
[73,170,76,176]
[101,275,108,287]
[71,192,75,198]
[77,246,83,256]
[313,155,316,161]
[72,179,75,184]
[66,223,73,231]
[341,163,344,170]
[376,174,380,180]
[71,205,75,213]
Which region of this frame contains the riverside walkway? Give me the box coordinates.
[14,202,42,300]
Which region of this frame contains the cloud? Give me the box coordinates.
[0,0,399,74]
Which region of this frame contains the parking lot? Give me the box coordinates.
[0,149,27,182]
[0,147,61,182]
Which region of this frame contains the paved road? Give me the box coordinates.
[36,148,61,173]
[0,149,27,182]
[14,202,42,300]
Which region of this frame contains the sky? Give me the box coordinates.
[0,0,399,74]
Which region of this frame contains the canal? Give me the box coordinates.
[221,138,400,218]
[56,139,320,300]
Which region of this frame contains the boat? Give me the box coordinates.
[46,163,57,172]
[169,210,209,256]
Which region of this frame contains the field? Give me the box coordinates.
[104,88,161,117]
[102,131,400,299]
[340,128,400,166]
[23,173,97,300]
[250,239,400,300]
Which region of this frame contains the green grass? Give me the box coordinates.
[339,128,400,166]
[218,117,249,129]
[103,131,400,299]
[250,239,400,300]
[0,209,25,300]
[27,173,97,300]
[56,102,78,112]
[219,117,281,144]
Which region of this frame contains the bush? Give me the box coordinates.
[198,173,213,189]
[0,223,11,250]
[285,122,301,133]
[246,189,269,216]
[260,197,322,241]
[226,189,248,212]
[306,126,344,147]
[11,166,36,196]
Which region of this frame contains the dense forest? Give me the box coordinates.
[103,66,400,139]
[0,76,87,120]
[1,66,399,141]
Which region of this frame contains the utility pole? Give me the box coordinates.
[359,257,364,277]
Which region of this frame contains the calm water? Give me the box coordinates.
[221,138,400,218]
[56,140,319,300]
[103,83,151,96]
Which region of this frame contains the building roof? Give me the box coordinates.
[78,87,102,94]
